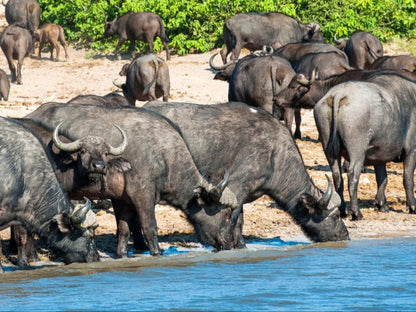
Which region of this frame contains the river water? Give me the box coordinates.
[0,236,415,311]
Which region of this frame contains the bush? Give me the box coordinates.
[38,0,416,55]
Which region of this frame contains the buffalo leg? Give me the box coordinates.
[328,157,346,217]
[51,41,59,61]
[38,39,44,59]
[114,37,127,60]
[10,225,39,266]
[112,199,135,258]
[294,108,302,140]
[6,56,16,83]
[16,59,24,85]
[59,37,69,60]
[347,156,365,220]
[129,40,136,59]
[374,164,389,212]
[403,153,416,213]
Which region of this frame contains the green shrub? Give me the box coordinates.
[38,0,416,55]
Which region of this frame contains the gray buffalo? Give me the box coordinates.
[3,0,40,34]
[314,72,416,220]
[103,12,170,60]
[22,103,239,257]
[114,53,170,105]
[220,12,325,63]
[144,101,349,246]
[369,54,416,72]
[0,68,10,101]
[334,30,383,69]
[0,24,33,84]
[68,92,130,107]
[0,117,99,272]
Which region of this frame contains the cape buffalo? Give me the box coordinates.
[334,30,383,69]
[0,68,10,101]
[0,24,33,84]
[3,0,40,34]
[114,53,170,105]
[22,103,239,257]
[144,101,349,246]
[67,92,130,107]
[103,12,170,60]
[220,12,325,63]
[314,72,416,220]
[0,117,99,272]
[35,23,69,61]
[369,54,416,72]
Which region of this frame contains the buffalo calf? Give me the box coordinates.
[35,23,69,61]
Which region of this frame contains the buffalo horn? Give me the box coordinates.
[209,53,235,71]
[112,79,124,89]
[333,33,342,45]
[71,198,92,226]
[318,175,333,209]
[53,121,83,152]
[104,15,108,23]
[216,168,230,194]
[108,124,128,155]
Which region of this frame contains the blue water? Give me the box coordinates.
[0,237,415,311]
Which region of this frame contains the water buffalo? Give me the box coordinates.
[22,103,239,257]
[3,0,40,34]
[67,92,130,107]
[369,54,416,72]
[334,30,383,69]
[0,68,10,101]
[103,12,170,61]
[0,117,99,272]
[220,12,325,64]
[274,42,344,63]
[114,53,170,105]
[144,101,349,246]
[0,24,33,84]
[314,72,416,220]
[35,23,69,61]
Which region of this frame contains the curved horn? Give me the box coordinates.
[53,121,83,152]
[70,198,92,226]
[112,79,124,89]
[309,68,317,85]
[108,124,128,155]
[318,175,333,209]
[333,33,342,45]
[216,168,230,194]
[2,0,9,6]
[209,53,235,71]
[104,15,108,23]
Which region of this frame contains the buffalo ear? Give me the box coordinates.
[51,214,72,233]
[109,158,132,173]
[300,193,318,214]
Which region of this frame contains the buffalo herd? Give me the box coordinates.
[0,5,415,271]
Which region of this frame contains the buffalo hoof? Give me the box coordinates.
[350,210,364,221]
[378,204,390,213]
[408,207,416,214]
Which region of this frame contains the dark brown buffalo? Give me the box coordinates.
[3,0,40,34]
[220,12,325,64]
[144,101,349,246]
[0,24,33,84]
[369,54,416,72]
[334,30,383,69]
[68,92,130,107]
[22,103,239,258]
[35,23,69,61]
[115,53,170,105]
[103,12,170,60]
[0,117,99,272]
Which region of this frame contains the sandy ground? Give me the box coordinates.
[0,17,415,263]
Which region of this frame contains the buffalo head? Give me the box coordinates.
[48,198,100,264]
[53,121,128,181]
[186,169,240,251]
[295,176,349,242]
[273,71,315,108]
[103,15,117,38]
